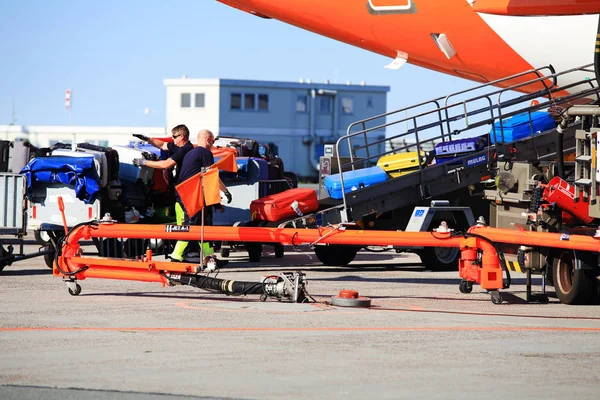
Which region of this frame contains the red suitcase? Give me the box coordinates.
[250,188,318,222]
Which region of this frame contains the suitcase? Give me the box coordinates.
[75,143,120,184]
[266,157,285,180]
[134,144,170,192]
[376,151,425,178]
[111,145,157,185]
[233,157,269,181]
[52,149,106,188]
[0,140,10,172]
[8,140,32,173]
[250,188,319,222]
[433,137,485,157]
[324,166,388,200]
[490,111,556,144]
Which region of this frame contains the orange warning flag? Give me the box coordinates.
[175,168,221,216]
[202,168,221,207]
[175,171,204,216]
[213,151,238,173]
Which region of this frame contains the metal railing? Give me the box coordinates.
[334,63,600,220]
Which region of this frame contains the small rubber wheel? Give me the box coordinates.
[68,284,82,296]
[459,280,473,294]
[490,291,503,305]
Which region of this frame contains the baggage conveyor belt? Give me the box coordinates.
[282,122,578,228]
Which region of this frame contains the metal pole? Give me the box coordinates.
[200,174,205,268]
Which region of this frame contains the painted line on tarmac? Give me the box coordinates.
[1,327,599,332]
[173,299,600,321]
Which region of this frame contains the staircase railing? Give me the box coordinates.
[334,63,600,219]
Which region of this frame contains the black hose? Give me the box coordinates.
[163,273,267,296]
[53,220,99,276]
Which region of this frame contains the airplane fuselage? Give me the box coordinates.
[219,0,600,92]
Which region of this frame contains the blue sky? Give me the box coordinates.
[0,0,474,128]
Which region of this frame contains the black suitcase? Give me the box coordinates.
[0,140,10,172]
[266,156,285,180]
[77,142,120,183]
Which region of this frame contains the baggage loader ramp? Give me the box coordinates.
[310,63,599,227]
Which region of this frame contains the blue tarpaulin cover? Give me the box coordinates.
[20,156,101,204]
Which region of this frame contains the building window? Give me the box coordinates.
[181,93,191,108]
[231,92,270,111]
[258,94,269,111]
[231,93,242,109]
[195,93,205,108]
[367,96,374,108]
[244,93,255,110]
[341,97,353,114]
[296,95,307,113]
[319,96,332,114]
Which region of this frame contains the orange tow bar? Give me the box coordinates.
[54,222,600,303]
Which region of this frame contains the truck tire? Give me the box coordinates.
[274,243,284,258]
[246,243,262,262]
[552,250,596,305]
[314,245,359,266]
[418,246,460,271]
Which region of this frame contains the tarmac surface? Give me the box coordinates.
[1,241,599,399]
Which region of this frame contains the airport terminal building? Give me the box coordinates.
[1,78,389,179]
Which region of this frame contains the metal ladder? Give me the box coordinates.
[575,126,598,210]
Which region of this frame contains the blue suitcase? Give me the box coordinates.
[219,157,268,182]
[490,111,555,144]
[324,166,388,200]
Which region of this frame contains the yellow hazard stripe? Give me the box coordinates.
[219,279,236,293]
[505,260,522,273]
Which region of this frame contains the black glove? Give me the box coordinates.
[133,133,150,141]
[133,158,147,167]
[224,190,232,204]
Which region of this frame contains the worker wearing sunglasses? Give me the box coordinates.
[132,124,194,187]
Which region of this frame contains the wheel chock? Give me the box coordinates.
[331,289,371,307]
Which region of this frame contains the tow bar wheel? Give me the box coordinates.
[67,282,82,296]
